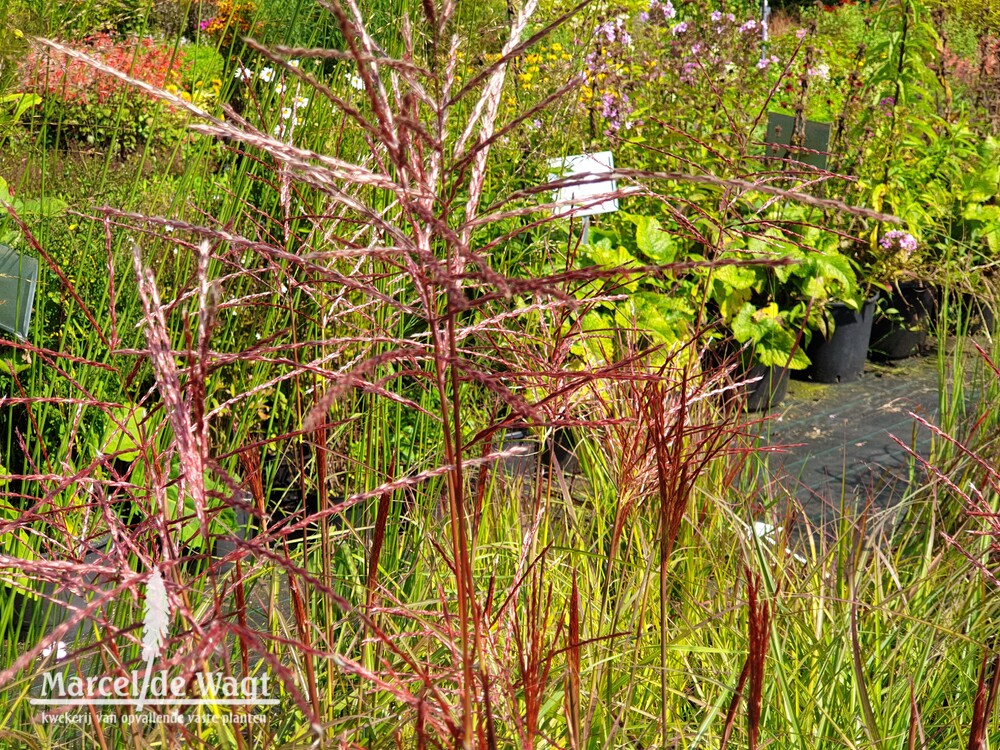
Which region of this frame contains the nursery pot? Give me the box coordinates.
[744,362,791,412]
[869,281,937,360]
[961,292,997,335]
[802,295,878,384]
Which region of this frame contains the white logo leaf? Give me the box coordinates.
[140,568,170,662]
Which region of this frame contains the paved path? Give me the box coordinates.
[753,355,941,524]
[502,352,950,527]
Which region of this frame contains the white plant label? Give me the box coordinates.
[547,151,618,218]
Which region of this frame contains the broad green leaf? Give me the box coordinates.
[963,204,1000,224]
[713,263,758,291]
[17,196,68,217]
[583,242,638,270]
[731,303,760,345]
[104,406,147,462]
[631,292,692,345]
[755,344,809,369]
[1,92,42,120]
[630,215,678,264]
[569,311,614,365]
[753,316,808,369]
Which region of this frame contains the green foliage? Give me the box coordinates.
[22,0,153,37]
[148,0,189,37]
[0,92,41,146]
[935,0,1000,30]
[179,43,226,88]
[38,94,166,153]
[101,406,237,550]
[732,302,811,368]
[4,0,1000,744]
[0,175,67,246]
[102,404,147,462]
[573,213,698,360]
[867,0,943,105]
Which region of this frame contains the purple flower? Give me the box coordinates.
[710,10,723,22]
[600,91,632,132]
[672,22,688,35]
[739,19,757,33]
[808,63,831,80]
[879,96,896,109]
[598,21,613,41]
[639,11,650,22]
[584,51,604,83]
[647,0,677,22]
[796,28,808,39]
[199,19,211,30]
[690,43,703,55]
[597,17,631,45]
[880,230,918,255]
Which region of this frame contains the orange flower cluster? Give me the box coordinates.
[21,34,186,106]
[201,0,260,47]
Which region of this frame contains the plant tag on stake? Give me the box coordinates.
[547,151,619,218]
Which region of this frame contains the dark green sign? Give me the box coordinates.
[764,112,832,171]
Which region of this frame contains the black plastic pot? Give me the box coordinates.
[802,295,878,383]
[869,282,936,360]
[744,363,790,412]
[962,293,997,335]
[934,288,998,335]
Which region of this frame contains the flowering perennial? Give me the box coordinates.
[578,1,784,134]
[880,230,918,255]
[21,33,185,105]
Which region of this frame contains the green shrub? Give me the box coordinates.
[936,0,1000,30]
[179,42,225,87]
[21,0,152,37]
